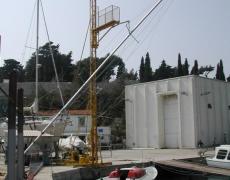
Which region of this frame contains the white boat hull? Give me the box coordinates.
[24,120,66,137]
[206,158,230,169]
[206,145,230,169]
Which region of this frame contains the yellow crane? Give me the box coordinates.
[89,0,98,165]
[60,1,120,167]
[89,0,119,165]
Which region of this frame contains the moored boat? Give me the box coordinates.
[101,166,158,180]
[206,145,230,169]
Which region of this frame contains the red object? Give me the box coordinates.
[127,167,146,179]
[108,168,120,178]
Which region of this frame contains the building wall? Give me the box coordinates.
[0,82,72,116]
[193,77,230,146]
[125,76,230,149]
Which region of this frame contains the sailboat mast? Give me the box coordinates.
[35,0,39,113]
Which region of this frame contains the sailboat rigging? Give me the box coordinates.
[23,0,68,138]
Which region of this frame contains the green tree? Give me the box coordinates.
[96,79,126,140]
[219,59,225,81]
[73,55,124,86]
[215,63,220,80]
[0,59,24,82]
[38,86,63,110]
[97,55,124,82]
[74,57,91,86]
[190,60,199,75]
[144,52,153,82]
[125,69,138,81]
[139,56,145,82]
[183,58,189,75]
[153,60,175,80]
[177,53,183,76]
[24,42,74,82]
[116,61,126,79]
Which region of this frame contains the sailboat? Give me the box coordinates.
[0,0,68,155]
[22,0,67,138]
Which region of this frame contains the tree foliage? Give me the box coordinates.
[144,52,153,82]
[177,53,183,76]
[215,60,225,81]
[73,55,124,86]
[138,53,153,82]
[183,58,189,75]
[116,61,126,79]
[198,65,214,77]
[215,63,220,80]
[190,60,199,75]
[139,57,145,82]
[153,60,175,80]
[24,42,74,82]
[219,59,225,81]
[0,59,24,82]
[124,69,138,81]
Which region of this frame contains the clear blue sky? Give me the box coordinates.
[0,0,230,78]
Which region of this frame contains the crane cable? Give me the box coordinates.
[80,20,90,62]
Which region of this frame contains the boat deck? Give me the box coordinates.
[156,159,230,176]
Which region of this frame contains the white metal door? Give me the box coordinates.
[163,95,179,148]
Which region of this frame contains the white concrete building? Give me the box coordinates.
[125,75,230,149]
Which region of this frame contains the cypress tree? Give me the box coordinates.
[177,53,183,76]
[139,56,145,82]
[144,52,153,82]
[153,60,175,80]
[183,58,189,75]
[219,59,225,81]
[190,60,199,75]
[215,63,220,80]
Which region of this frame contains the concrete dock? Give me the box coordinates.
[35,148,202,179]
[0,148,216,180]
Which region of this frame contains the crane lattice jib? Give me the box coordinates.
[90,0,98,165]
[89,0,120,165]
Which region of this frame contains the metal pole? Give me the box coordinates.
[35,0,39,113]
[17,89,24,180]
[24,0,163,154]
[7,71,17,180]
